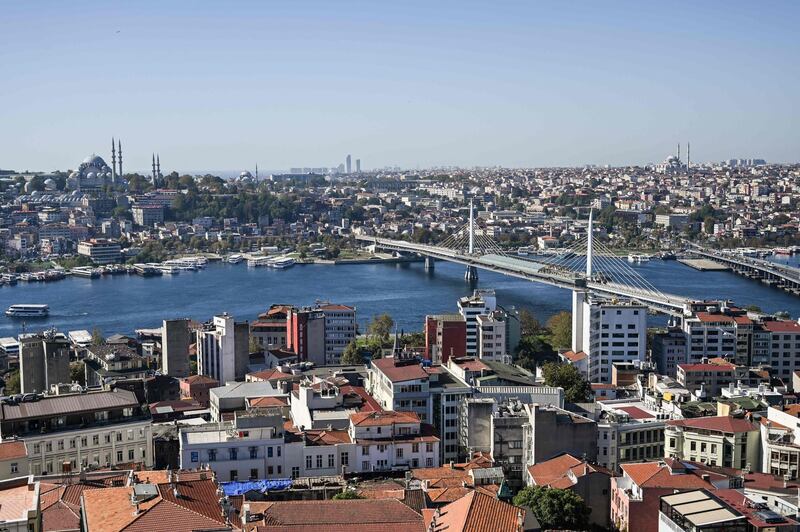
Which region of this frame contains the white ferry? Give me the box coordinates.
[227,254,243,264]
[6,304,49,318]
[247,256,271,267]
[269,256,296,269]
[627,254,651,264]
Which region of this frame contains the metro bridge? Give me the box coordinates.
[686,245,800,296]
[356,205,691,316]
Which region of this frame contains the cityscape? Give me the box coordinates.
[1,2,800,532]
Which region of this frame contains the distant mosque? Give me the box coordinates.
[656,142,690,175]
[67,138,124,192]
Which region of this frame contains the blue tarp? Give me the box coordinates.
[220,478,293,496]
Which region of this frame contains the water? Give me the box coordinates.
[1,259,800,337]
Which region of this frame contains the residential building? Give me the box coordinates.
[424,490,532,531]
[0,389,153,475]
[349,410,440,472]
[319,303,356,364]
[526,453,612,528]
[179,374,219,407]
[196,313,249,383]
[676,358,760,399]
[652,326,688,377]
[250,305,291,350]
[763,319,800,384]
[0,440,28,480]
[761,405,800,479]
[476,311,507,361]
[571,291,647,383]
[424,314,467,363]
[131,204,164,227]
[595,400,669,472]
[161,318,191,378]
[458,289,497,357]
[0,476,40,532]
[665,416,760,469]
[83,343,149,386]
[19,330,70,394]
[76,238,121,264]
[523,403,597,467]
[286,303,356,365]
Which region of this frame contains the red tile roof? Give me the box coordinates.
[248,369,292,381]
[666,416,757,434]
[0,440,27,461]
[243,499,423,531]
[426,491,524,532]
[527,453,611,489]
[617,406,656,420]
[621,462,714,490]
[351,410,420,427]
[371,357,429,382]
[763,320,800,333]
[561,350,588,362]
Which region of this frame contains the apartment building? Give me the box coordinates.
[286,303,356,365]
[664,416,760,469]
[476,311,507,361]
[424,314,466,363]
[595,400,669,472]
[83,343,149,386]
[761,405,800,479]
[571,291,647,383]
[251,305,291,350]
[76,238,121,264]
[196,313,249,383]
[676,358,760,398]
[0,390,153,475]
[161,318,191,378]
[19,330,70,394]
[457,289,497,357]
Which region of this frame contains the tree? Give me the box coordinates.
[340,341,363,365]
[515,335,556,367]
[91,327,105,346]
[249,336,263,354]
[542,362,592,403]
[519,308,541,336]
[513,486,591,531]
[546,311,572,349]
[3,370,20,394]
[70,361,86,386]
[744,304,762,313]
[333,490,364,500]
[367,313,394,343]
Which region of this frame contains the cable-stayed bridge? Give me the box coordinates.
[356,204,691,316]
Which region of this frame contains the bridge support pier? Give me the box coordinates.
[464,265,478,282]
[424,256,435,271]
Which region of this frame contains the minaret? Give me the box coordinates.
[687,142,691,173]
[255,163,259,182]
[117,139,123,176]
[152,154,157,183]
[111,138,117,184]
[156,154,161,179]
[677,143,680,162]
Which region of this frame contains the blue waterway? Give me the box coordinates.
[1,258,800,337]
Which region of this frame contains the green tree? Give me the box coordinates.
[70,361,86,386]
[340,341,364,365]
[519,308,541,336]
[249,336,263,353]
[542,362,592,403]
[744,305,762,313]
[515,335,556,367]
[3,370,20,394]
[367,313,394,344]
[513,486,591,531]
[546,311,572,349]
[332,490,365,500]
[91,327,105,346]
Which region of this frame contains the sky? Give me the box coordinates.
[1,1,798,173]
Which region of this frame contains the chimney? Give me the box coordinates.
[242,503,250,524]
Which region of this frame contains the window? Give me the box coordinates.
[250,468,258,479]
[412,443,419,453]
[362,461,370,471]
[208,449,217,462]
[116,450,123,462]
[426,443,433,452]
[362,446,369,456]
[128,449,134,461]
[93,435,99,445]
[116,432,122,442]
[277,446,281,457]
[57,440,64,451]
[341,452,349,466]
[249,446,258,459]
[396,448,404,459]
[316,455,323,468]
[10,463,17,473]
[426,457,433,467]
[229,448,238,460]
[328,454,335,468]
[267,446,273,458]
[690,441,696,451]
[191,452,199,463]
[230,470,237,481]
[33,443,40,454]
[268,466,273,475]
[306,455,312,469]
[292,467,300,479]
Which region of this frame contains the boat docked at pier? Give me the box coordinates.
[227,254,243,264]
[268,256,296,269]
[627,254,651,264]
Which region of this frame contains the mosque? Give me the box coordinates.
[66,139,124,192]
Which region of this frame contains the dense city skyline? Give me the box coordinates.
[2,1,799,171]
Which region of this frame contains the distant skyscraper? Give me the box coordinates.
[356,159,361,173]
[346,154,352,174]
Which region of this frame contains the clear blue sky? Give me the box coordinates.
[1,1,798,172]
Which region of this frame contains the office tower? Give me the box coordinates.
[346,154,352,174]
[19,330,70,394]
[162,318,191,378]
[457,289,497,356]
[356,159,361,173]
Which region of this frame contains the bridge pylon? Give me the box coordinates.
[424,256,435,271]
[464,265,478,282]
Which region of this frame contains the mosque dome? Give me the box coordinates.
[44,178,56,190]
[82,154,108,167]
[239,171,253,179]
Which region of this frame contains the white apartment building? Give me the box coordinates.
[196,313,247,383]
[0,390,153,476]
[476,311,507,361]
[596,400,670,472]
[572,291,647,383]
[458,289,497,357]
[76,238,121,264]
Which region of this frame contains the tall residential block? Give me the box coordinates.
[162,318,191,378]
[19,331,70,394]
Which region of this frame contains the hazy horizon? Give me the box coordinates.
[2,1,798,171]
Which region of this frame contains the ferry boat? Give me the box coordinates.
[227,254,243,264]
[247,256,272,267]
[5,304,49,318]
[268,256,296,269]
[627,254,651,264]
[774,247,793,256]
[154,263,180,275]
[71,267,101,279]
